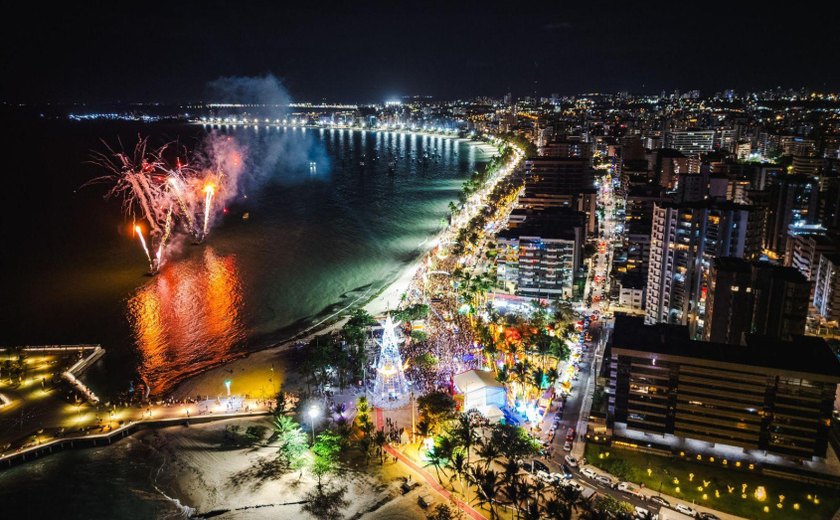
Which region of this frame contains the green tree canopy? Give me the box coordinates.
[417,390,457,432]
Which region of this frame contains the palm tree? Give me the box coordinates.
[534,333,552,369]
[531,367,547,393]
[469,466,501,520]
[511,361,529,400]
[501,475,527,519]
[520,501,542,520]
[477,437,502,470]
[373,429,387,464]
[501,458,520,479]
[435,434,457,461]
[495,364,509,385]
[544,497,572,520]
[557,485,582,514]
[552,302,576,328]
[446,450,468,493]
[424,446,448,482]
[452,414,478,465]
[357,396,370,415]
[526,479,547,518]
[273,414,298,436]
[416,419,432,440]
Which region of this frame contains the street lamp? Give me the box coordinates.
[224,379,232,397]
[308,406,319,443]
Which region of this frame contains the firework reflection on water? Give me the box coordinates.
[127,247,246,395]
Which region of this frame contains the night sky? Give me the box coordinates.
[4,0,839,103]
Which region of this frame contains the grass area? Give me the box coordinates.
[585,444,839,520]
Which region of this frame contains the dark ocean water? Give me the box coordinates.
[1,120,490,397]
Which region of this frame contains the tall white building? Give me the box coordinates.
[813,253,840,323]
[645,200,761,335]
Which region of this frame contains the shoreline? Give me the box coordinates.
[169,234,430,400]
[167,150,476,400]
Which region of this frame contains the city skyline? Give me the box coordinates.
[4,3,840,519]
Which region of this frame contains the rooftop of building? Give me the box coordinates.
[712,256,752,273]
[658,148,687,158]
[820,252,840,266]
[498,214,582,241]
[619,270,646,289]
[525,156,588,163]
[453,369,504,390]
[612,314,840,378]
[655,198,753,211]
[714,257,808,283]
[627,185,667,198]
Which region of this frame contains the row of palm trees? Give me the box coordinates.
[421,412,593,519]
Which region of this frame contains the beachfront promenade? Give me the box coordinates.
[0,393,271,468]
[0,345,273,469]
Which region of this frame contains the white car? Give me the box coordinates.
[564,455,579,467]
[562,479,583,492]
[675,504,697,517]
[535,470,554,484]
[580,466,597,479]
[634,506,657,519]
[550,472,568,483]
[594,474,614,487]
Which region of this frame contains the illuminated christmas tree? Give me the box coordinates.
[371,315,410,408]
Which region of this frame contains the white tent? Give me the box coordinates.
[453,369,506,415]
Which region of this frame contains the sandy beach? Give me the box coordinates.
[170,254,424,401]
[133,418,428,520]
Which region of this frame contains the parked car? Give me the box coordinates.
[531,460,549,473]
[551,471,570,482]
[580,466,597,479]
[634,506,653,518]
[698,513,720,520]
[595,474,614,486]
[649,496,670,507]
[674,504,697,517]
[564,455,579,467]
[562,479,583,492]
[563,441,573,451]
[559,465,573,479]
[617,481,645,497]
[536,470,554,484]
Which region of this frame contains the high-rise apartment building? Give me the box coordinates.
[705,257,810,343]
[785,233,836,297]
[609,315,840,460]
[765,174,818,255]
[523,157,592,193]
[665,130,715,155]
[813,253,840,323]
[645,200,762,334]
[496,209,585,299]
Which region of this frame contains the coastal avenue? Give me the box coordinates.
[529,157,721,519]
[551,155,620,462]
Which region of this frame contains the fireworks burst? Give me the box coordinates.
[89,135,245,273]
[202,183,215,238]
[134,225,154,272]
